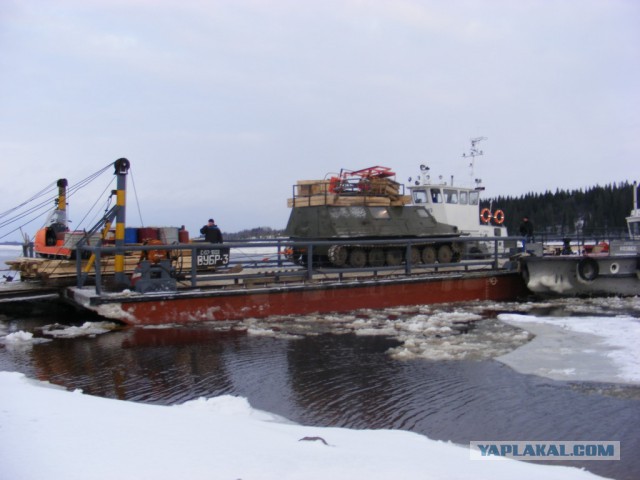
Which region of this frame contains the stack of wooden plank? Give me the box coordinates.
[6,251,193,283]
[6,256,139,281]
[287,195,337,207]
[368,177,400,195]
[390,195,412,206]
[295,180,332,196]
[334,196,391,206]
[287,180,334,207]
[287,178,411,207]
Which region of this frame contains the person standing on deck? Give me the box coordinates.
[200,219,223,244]
[519,216,534,252]
[519,216,534,242]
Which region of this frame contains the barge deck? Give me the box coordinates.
[56,237,528,325]
[3,238,529,325]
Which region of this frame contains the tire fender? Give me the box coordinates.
[576,257,599,282]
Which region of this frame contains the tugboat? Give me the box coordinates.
[519,181,640,297]
[406,137,512,257]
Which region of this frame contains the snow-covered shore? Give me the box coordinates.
[0,371,605,480]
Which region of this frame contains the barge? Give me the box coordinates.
[63,241,528,325]
[3,157,529,325]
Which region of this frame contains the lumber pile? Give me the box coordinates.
[6,251,193,283]
[6,256,139,281]
[295,180,332,196]
[287,177,411,208]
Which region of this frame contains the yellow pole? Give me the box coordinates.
[57,179,67,213]
[113,158,130,287]
[82,220,112,274]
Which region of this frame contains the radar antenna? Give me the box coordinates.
[462,136,487,188]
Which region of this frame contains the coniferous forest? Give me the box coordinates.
[481,181,637,239]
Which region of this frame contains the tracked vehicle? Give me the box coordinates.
[284,166,463,267]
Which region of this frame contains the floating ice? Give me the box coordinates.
[243,304,533,361]
[5,330,33,342]
[239,297,640,365]
[41,321,120,338]
[1,330,50,347]
[498,313,640,384]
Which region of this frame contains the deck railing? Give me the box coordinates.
[74,236,522,295]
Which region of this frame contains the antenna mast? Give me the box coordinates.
[462,136,487,188]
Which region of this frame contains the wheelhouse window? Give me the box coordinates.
[430,188,442,203]
[459,191,468,205]
[444,189,458,204]
[469,191,479,205]
[413,190,428,204]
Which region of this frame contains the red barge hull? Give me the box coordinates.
[66,271,528,326]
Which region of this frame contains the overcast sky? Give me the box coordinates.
[1,0,638,239]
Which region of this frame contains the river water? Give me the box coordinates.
[1,246,639,479]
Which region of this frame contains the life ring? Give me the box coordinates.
[493,209,505,225]
[576,257,599,282]
[480,208,492,224]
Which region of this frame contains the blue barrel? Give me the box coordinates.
[124,227,139,244]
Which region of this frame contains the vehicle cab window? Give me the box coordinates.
[370,207,390,219]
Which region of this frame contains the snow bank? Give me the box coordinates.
[0,371,604,480]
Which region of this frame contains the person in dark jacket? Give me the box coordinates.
[519,217,534,242]
[200,219,223,243]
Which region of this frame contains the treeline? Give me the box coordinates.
[224,226,284,240]
[481,181,636,238]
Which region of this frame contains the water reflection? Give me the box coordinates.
[286,335,404,428]
[28,326,240,403]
